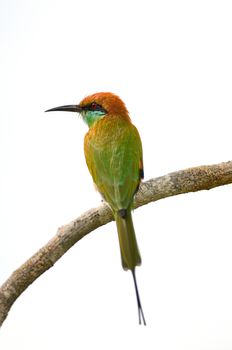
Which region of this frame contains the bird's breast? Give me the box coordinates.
[85,116,128,148]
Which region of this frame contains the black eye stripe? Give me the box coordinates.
[83,103,107,113]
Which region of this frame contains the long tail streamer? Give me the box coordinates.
[131,269,146,325]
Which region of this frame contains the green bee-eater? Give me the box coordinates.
[46,92,146,325]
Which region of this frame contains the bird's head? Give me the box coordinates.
[46,92,130,127]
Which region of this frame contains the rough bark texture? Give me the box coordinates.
[0,161,232,327]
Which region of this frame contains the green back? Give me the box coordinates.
[84,116,143,212]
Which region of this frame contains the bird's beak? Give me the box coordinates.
[45,105,83,113]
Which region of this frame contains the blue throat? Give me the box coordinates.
[83,110,106,128]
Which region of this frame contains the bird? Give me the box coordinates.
[46,92,146,325]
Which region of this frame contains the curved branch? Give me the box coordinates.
[1,161,232,327]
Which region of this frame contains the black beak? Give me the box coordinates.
[45,105,83,113]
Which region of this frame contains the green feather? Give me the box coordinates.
[115,209,141,270]
[84,115,143,269]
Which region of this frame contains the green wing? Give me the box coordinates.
[84,116,143,212]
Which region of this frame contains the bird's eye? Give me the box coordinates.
[91,102,97,110]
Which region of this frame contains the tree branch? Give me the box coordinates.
[1,161,232,327]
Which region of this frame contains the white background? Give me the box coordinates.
[1,0,232,349]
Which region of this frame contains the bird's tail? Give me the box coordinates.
[115,209,141,270]
[115,209,146,325]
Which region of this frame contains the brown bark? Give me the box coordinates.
[0,161,232,327]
